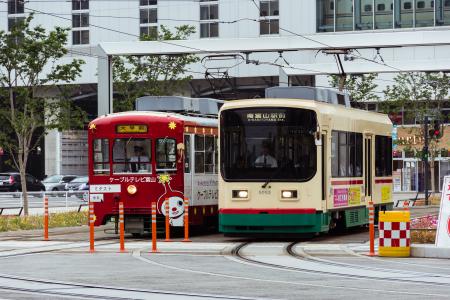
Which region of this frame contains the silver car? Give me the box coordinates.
[43,175,78,191]
[65,176,89,191]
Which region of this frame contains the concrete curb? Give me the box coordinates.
[411,244,450,258]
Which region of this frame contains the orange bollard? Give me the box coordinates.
[164,198,172,242]
[89,202,95,253]
[151,202,158,253]
[403,200,409,211]
[44,196,49,241]
[182,198,192,242]
[368,200,375,256]
[119,202,126,252]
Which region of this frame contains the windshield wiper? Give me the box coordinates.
[261,162,288,189]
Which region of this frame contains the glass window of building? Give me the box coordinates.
[416,0,434,26]
[72,0,89,45]
[140,26,158,38]
[355,0,374,30]
[375,0,393,29]
[72,0,89,11]
[7,17,24,31]
[394,0,414,28]
[259,0,279,35]
[260,19,279,34]
[72,13,89,28]
[336,0,353,31]
[7,0,24,14]
[436,0,450,26]
[317,0,335,32]
[260,0,279,16]
[72,30,89,45]
[140,8,157,24]
[140,0,157,5]
[200,1,219,38]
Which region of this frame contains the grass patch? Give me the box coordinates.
[0,211,88,232]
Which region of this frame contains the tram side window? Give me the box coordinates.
[331,131,363,177]
[93,139,110,175]
[156,138,177,172]
[194,134,217,174]
[112,138,151,174]
[205,136,215,173]
[195,135,205,173]
[375,135,392,176]
[184,135,191,173]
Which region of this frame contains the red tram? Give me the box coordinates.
[88,100,220,235]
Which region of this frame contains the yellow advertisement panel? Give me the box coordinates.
[381,186,392,203]
[348,187,361,206]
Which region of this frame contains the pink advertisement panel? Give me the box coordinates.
[333,188,348,207]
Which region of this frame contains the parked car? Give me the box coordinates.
[0,173,45,192]
[78,181,89,191]
[42,175,78,191]
[65,176,89,191]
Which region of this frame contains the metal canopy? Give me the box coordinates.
[97,30,450,56]
[97,30,450,116]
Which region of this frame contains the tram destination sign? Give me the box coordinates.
[246,112,286,122]
[116,124,148,133]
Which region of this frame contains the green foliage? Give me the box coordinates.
[381,72,450,122]
[0,14,86,215]
[0,211,88,232]
[382,72,450,156]
[113,25,199,112]
[329,73,380,103]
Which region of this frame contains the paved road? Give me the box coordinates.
[0,206,444,300]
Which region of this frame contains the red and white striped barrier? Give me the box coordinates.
[379,221,411,247]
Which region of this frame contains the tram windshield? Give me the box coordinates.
[112,138,151,174]
[220,107,317,181]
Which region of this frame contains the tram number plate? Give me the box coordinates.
[90,194,104,202]
[259,190,271,195]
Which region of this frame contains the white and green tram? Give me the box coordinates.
[218,89,393,234]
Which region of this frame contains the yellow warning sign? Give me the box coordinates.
[381,186,392,203]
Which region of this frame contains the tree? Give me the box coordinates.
[113,25,200,112]
[329,73,380,104]
[0,15,86,215]
[383,72,450,192]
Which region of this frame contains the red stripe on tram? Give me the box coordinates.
[219,208,316,215]
[331,180,363,186]
[375,179,393,184]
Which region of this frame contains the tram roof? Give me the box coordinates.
[220,98,392,126]
[92,111,218,128]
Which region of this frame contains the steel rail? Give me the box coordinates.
[232,242,450,287]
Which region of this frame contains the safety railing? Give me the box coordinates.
[0,191,88,216]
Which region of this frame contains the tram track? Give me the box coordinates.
[132,245,450,298]
[0,272,255,300]
[231,242,450,287]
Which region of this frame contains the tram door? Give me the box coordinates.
[364,135,373,200]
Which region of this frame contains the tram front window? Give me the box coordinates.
[113,138,151,174]
[221,108,317,181]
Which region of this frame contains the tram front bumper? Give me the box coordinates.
[219,208,329,234]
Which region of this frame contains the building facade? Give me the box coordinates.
[1,0,449,186]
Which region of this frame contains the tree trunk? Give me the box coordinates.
[430,159,436,193]
[18,156,29,216]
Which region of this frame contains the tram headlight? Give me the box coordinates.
[232,190,248,199]
[127,185,137,195]
[281,190,297,199]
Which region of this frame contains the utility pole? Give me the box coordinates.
[423,116,429,206]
